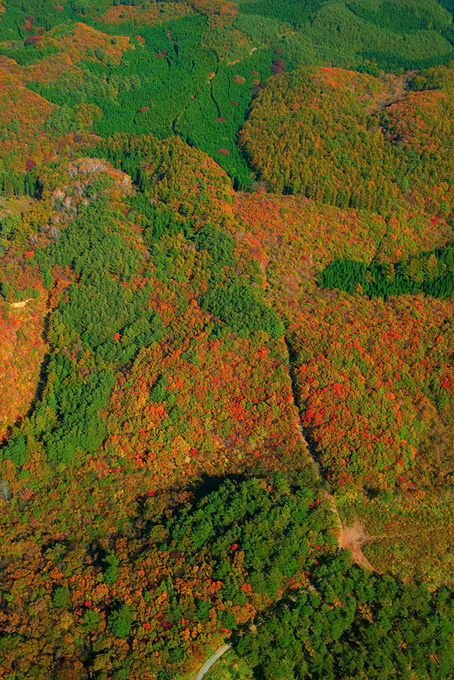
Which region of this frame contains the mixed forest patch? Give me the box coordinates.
[240,64,454,215]
[0,0,454,678]
[234,190,454,584]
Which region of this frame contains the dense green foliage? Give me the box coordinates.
[164,471,329,604]
[28,16,217,137]
[237,553,454,679]
[0,168,42,199]
[237,0,327,26]
[0,0,73,40]
[201,282,284,339]
[175,49,275,189]
[349,0,452,32]
[321,244,454,298]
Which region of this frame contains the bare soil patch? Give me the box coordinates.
[338,521,378,572]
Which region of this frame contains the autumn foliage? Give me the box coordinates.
[0,1,454,677]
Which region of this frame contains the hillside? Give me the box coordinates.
[0,1,454,679]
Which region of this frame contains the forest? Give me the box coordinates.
[0,0,454,678]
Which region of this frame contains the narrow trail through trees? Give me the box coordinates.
[193,643,232,680]
[284,338,378,572]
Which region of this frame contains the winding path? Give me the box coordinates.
[296,420,377,572]
[194,643,232,680]
[193,343,377,680]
